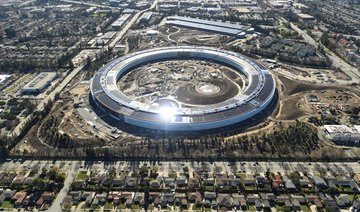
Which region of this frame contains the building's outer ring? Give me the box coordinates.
[90,46,276,131]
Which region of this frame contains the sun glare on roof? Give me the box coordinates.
[159,106,176,122]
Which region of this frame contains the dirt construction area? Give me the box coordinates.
[119,59,243,107]
[274,75,360,120]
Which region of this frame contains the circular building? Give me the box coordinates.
[90,46,276,132]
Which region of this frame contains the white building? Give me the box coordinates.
[324,125,360,144]
[21,72,57,94]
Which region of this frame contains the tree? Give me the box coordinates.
[5,28,16,38]
[0,136,9,158]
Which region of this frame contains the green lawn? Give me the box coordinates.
[104,202,113,210]
[348,194,357,201]
[204,207,212,211]
[248,205,256,211]
[205,185,216,191]
[192,204,202,211]
[76,171,88,181]
[276,205,292,212]
[342,186,355,192]
[119,203,126,209]
[1,201,14,209]
[245,185,256,191]
[4,73,31,94]
[236,172,247,179]
[132,204,141,210]
[300,205,310,212]
[147,204,154,210]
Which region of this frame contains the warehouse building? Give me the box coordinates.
[21,72,57,94]
[324,125,360,145]
[166,16,253,38]
[138,12,152,24]
[111,14,131,29]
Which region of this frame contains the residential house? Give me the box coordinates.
[0,189,15,204]
[112,176,126,188]
[11,175,26,187]
[272,174,284,190]
[325,176,339,190]
[188,177,200,190]
[134,192,145,206]
[260,193,276,208]
[291,194,306,205]
[218,193,232,209]
[23,191,42,206]
[72,179,87,190]
[181,198,188,208]
[335,194,351,209]
[125,177,138,189]
[337,176,360,192]
[306,194,323,209]
[176,177,187,188]
[0,173,16,187]
[88,172,105,185]
[352,173,360,184]
[163,177,175,189]
[107,191,120,205]
[255,175,271,191]
[229,178,241,189]
[139,177,150,187]
[120,192,134,207]
[12,191,27,206]
[36,192,54,207]
[242,176,256,191]
[292,199,301,211]
[283,176,297,191]
[277,195,290,206]
[232,194,246,210]
[81,191,95,205]
[174,192,186,205]
[352,200,360,211]
[101,177,112,187]
[150,178,161,189]
[203,177,215,186]
[187,192,202,206]
[215,174,228,188]
[24,177,34,186]
[148,192,161,206]
[68,191,81,204]
[247,194,262,210]
[319,193,338,211]
[299,176,313,191]
[204,192,217,200]
[161,192,175,207]
[310,176,328,190]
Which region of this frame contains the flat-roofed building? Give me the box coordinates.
[21,72,57,94]
[324,125,360,144]
[111,14,131,29]
[139,12,152,24]
[297,13,315,21]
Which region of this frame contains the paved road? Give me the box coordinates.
[60,0,118,9]
[109,0,158,48]
[285,19,359,82]
[12,66,83,138]
[1,159,360,211]
[48,161,78,212]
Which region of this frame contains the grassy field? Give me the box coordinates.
[0,200,14,209]
[75,171,88,181]
[3,73,32,94]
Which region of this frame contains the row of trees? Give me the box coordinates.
[81,121,322,160]
[0,136,9,158]
[39,116,74,149]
